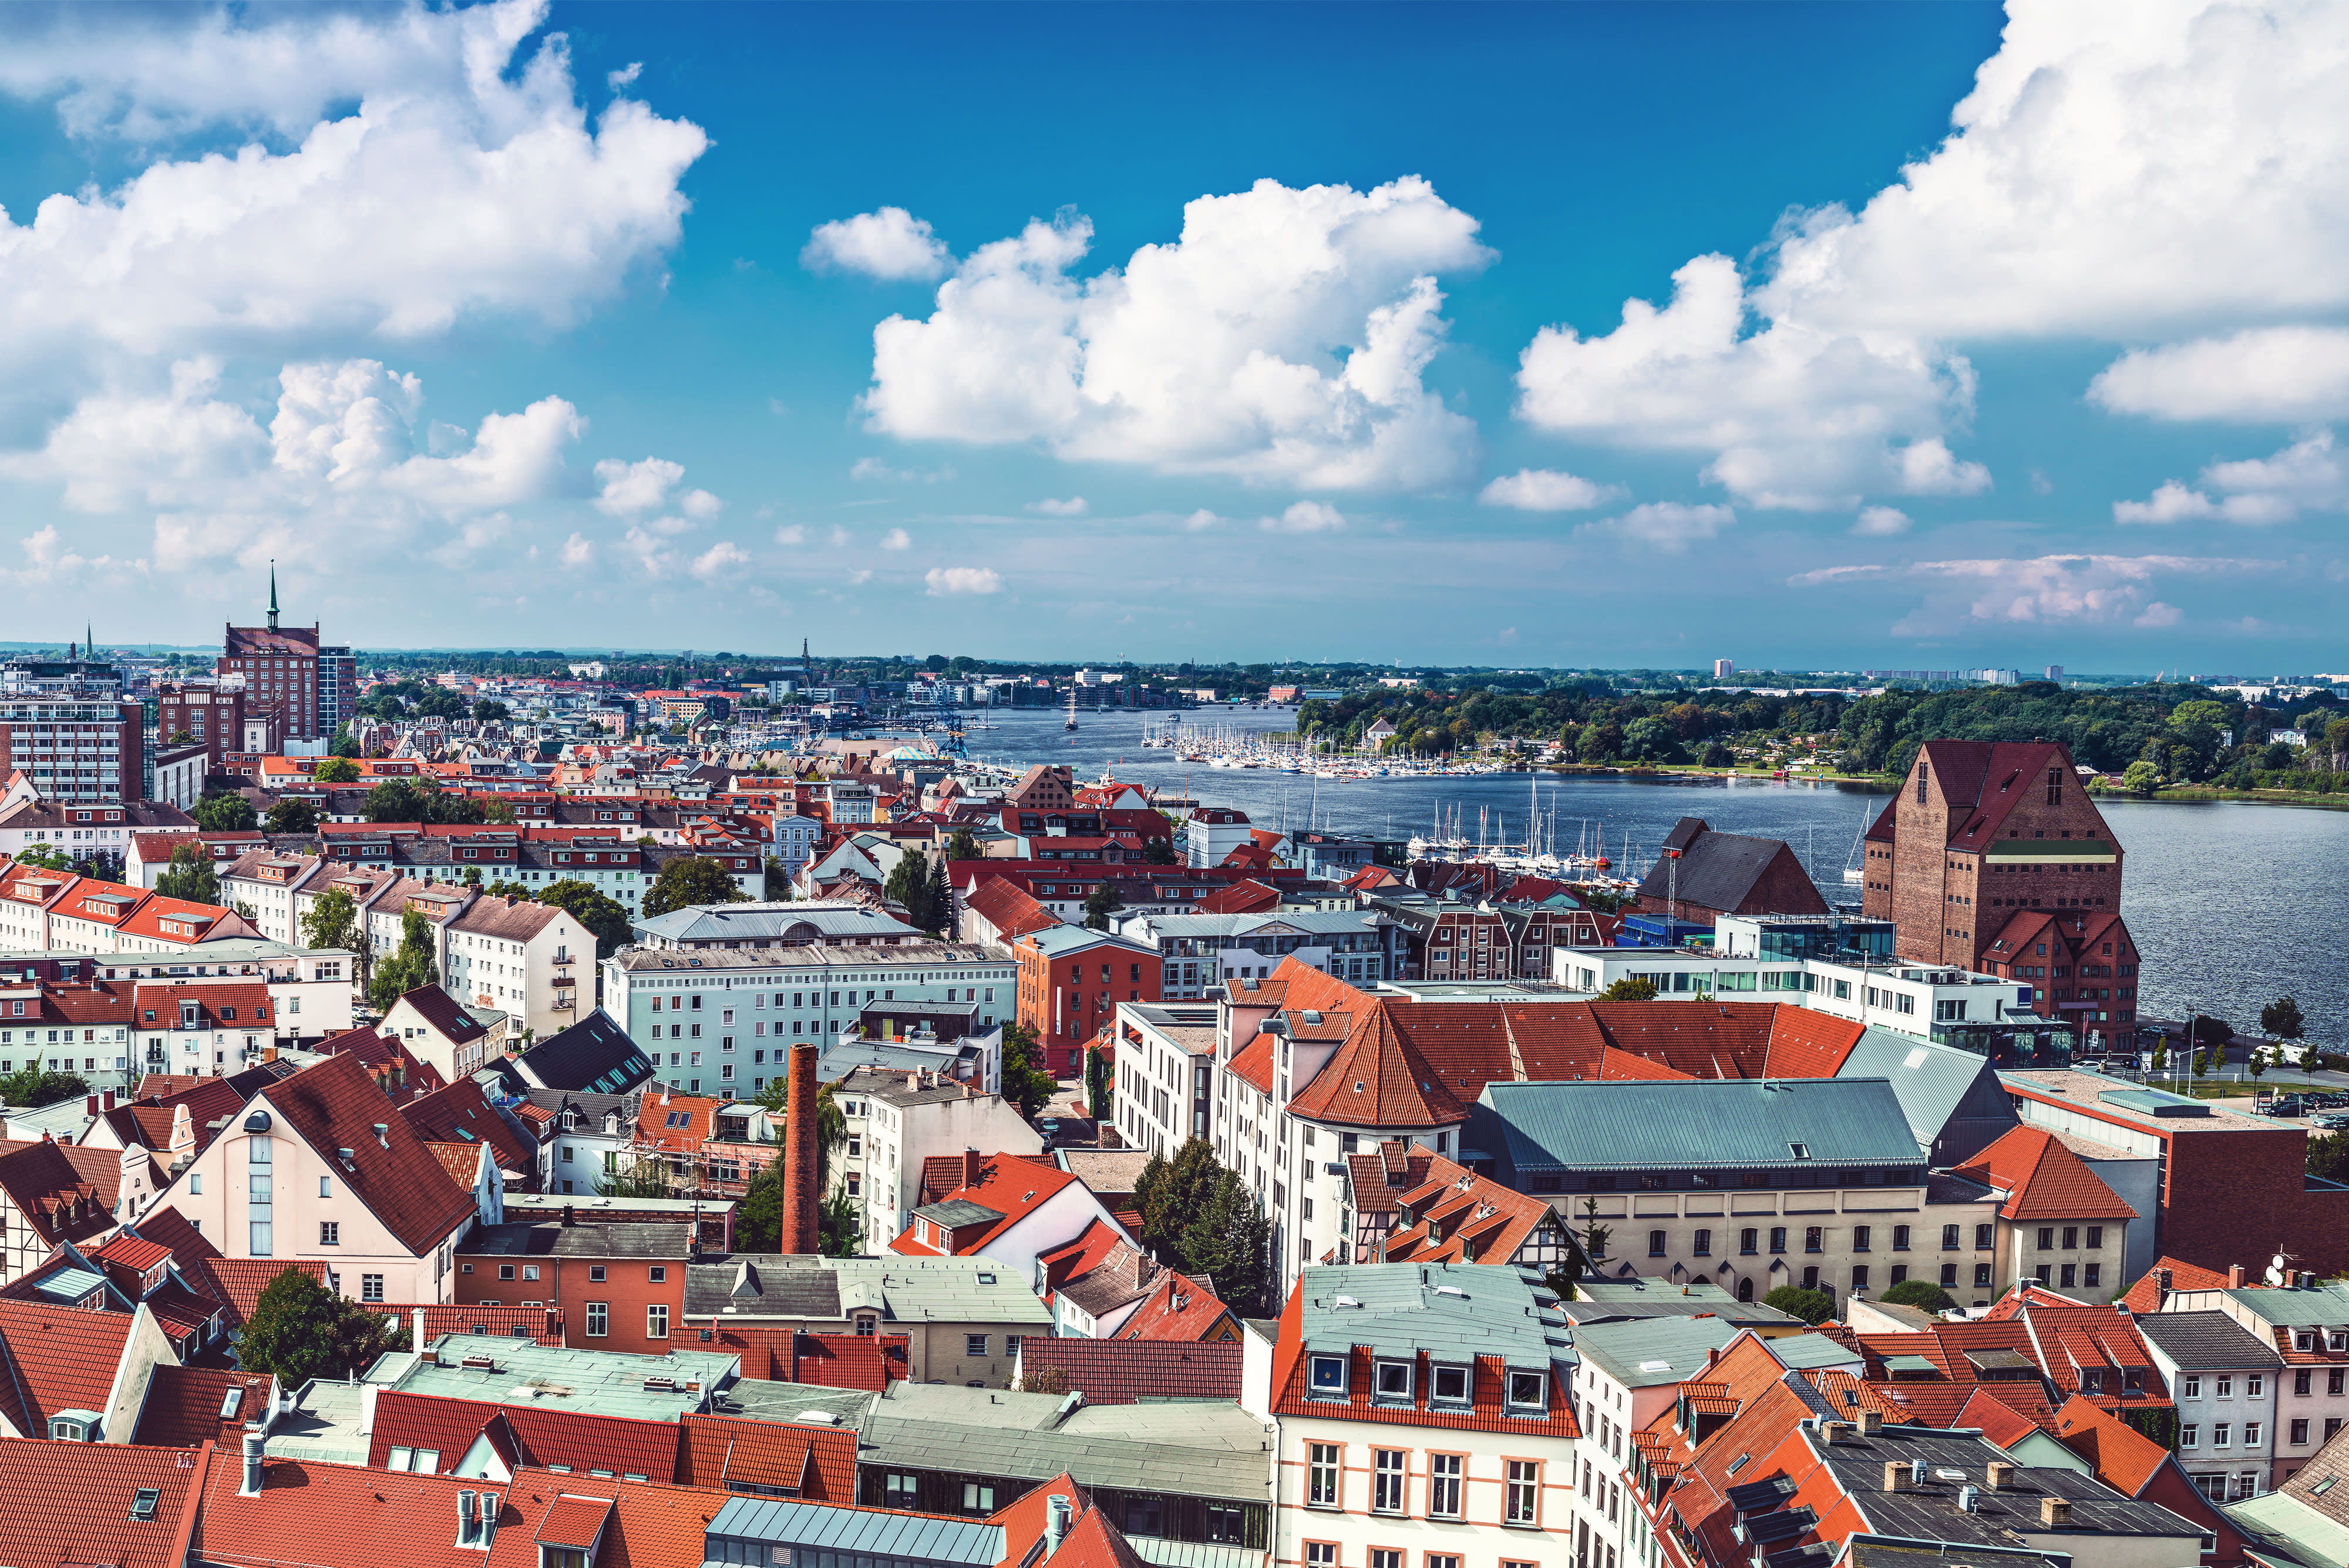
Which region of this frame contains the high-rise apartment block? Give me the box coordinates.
[0,657,144,804]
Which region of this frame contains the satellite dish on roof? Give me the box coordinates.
[2267,1265,2287,1286]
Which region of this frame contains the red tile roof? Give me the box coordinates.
[1015,1338,1243,1405]
[1377,1148,1559,1268]
[130,1366,273,1448]
[401,1078,536,1178]
[124,1209,332,1327]
[1194,879,1281,915]
[366,1390,681,1483]
[961,876,1062,942]
[988,1471,1152,1568]
[1224,1031,1275,1095]
[2118,1256,2234,1314]
[257,1051,476,1256]
[190,1451,524,1568]
[1952,1125,2138,1221]
[675,1412,857,1503]
[496,1469,732,1568]
[0,1437,209,1568]
[0,1297,137,1437]
[1268,1280,1579,1441]
[1035,1217,1130,1305]
[0,1139,110,1251]
[1116,1270,1237,1342]
[891,1153,1088,1256]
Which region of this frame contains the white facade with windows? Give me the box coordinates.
[603,940,1012,1099]
[1110,1001,1218,1158]
[1119,911,1388,1001]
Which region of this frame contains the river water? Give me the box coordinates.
[954,707,2347,1047]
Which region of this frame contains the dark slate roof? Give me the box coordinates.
[461,1221,694,1259]
[2136,1310,2286,1370]
[914,1199,1006,1229]
[396,984,486,1043]
[686,1257,844,1319]
[1633,816,1825,916]
[515,1008,654,1095]
[1473,1076,1924,1175]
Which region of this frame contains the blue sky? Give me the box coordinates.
[2,1,2345,671]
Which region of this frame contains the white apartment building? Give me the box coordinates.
[603,940,1015,1101]
[1116,910,1388,1000]
[1111,1001,1219,1158]
[2157,1277,2349,1489]
[834,1065,1043,1259]
[2136,1311,2284,1503]
[1267,1264,1576,1568]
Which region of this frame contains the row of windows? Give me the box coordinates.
[1307,1354,1547,1412]
[2189,1368,2349,1398]
[1527,1167,1924,1194]
[1306,1445,1541,1529]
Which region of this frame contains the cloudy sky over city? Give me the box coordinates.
[0,0,2343,669]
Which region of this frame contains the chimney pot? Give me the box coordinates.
[2040,1496,2072,1528]
[240,1429,265,1496]
[1883,1460,1909,1491]
[1857,1409,1882,1434]
[85,1095,98,1116]
[1985,1461,2016,1491]
[2230,1264,2247,1288]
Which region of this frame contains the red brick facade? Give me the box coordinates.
[453,1247,687,1354]
[1015,932,1164,1075]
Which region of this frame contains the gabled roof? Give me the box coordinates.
[675,1411,858,1503]
[388,983,487,1044]
[2118,1256,2234,1314]
[253,1051,477,1256]
[1115,1270,1234,1342]
[401,1076,535,1179]
[988,1471,1153,1568]
[0,1297,137,1437]
[1913,741,2105,853]
[2051,1393,2180,1498]
[891,1153,1087,1257]
[514,1009,653,1096]
[0,1139,111,1250]
[130,1366,273,1448]
[960,877,1061,943]
[365,1389,680,1483]
[1633,817,1827,917]
[0,1438,208,1568]
[1951,1126,2136,1220]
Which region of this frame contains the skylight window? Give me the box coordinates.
[1310,1355,1348,1396]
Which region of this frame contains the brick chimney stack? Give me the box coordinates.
[780,1042,820,1254]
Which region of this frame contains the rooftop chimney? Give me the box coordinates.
[240,1429,265,1496]
[780,1042,820,1255]
[85,1095,98,1116]
[1857,1409,1882,1434]
[2230,1264,2248,1288]
[1045,1495,1073,1557]
[561,1204,576,1227]
[413,1307,429,1359]
[2040,1496,2072,1528]
[1985,1461,2015,1490]
[963,1148,984,1189]
[1882,1460,1909,1492]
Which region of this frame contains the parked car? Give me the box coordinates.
[2264,1096,2309,1118]
[2312,1111,2349,1130]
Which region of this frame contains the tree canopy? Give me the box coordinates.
[193,791,258,833]
[538,879,632,958]
[154,843,223,906]
[1877,1278,1958,1313]
[0,1066,92,1108]
[235,1267,406,1384]
[367,907,442,1011]
[314,755,361,783]
[997,1021,1058,1119]
[1762,1285,1836,1325]
[264,796,319,835]
[643,856,751,917]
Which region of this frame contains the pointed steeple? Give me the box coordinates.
[267,560,280,631]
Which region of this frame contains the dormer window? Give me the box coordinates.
[1432,1364,1470,1404]
[1309,1355,1348,1397]
[1507,1371,1547,1411]
[1374,1360,1412,1401]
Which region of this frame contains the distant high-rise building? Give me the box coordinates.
[216,563,327,742]
[2046,664,2065,682]
[0,655,143,803]
[1712,658,1736,679]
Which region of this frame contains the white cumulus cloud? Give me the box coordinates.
[1853,505,1913,536]
[0,0,708,400]
[1026,496,1088,517]
[1514,0,2349,497]
[861,176,1493,492]
[925,566,1002,595]
[1577,501,1736,551]
[560,531,594,567]
[689,541,750,582]
[2114,429,2344,525]
[1791,551,2274,635]
[803,207,954,281]
[880,527,911,551]
[1477,469,1620,512]
[2089,328,2349,423]
[1260,500,1345,534]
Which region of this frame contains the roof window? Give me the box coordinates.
[1309,1354,1348,1397]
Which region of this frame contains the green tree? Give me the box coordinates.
[329,724,361,761]
[2251,1050,2269,1080]
[314,755,361,784]
[763,856,794,900]
[1082,879,1124,931]
[1085,1042,1112,1121]
[235,1267,406,1384]
[926,860,950,936]
[2121,759,2161,796]
[644,856,751,918]
[482,796,517,825]
[537,879,632,959]
[2263,996,2308,1044]
[820,1189,863,1257]
[12,844,76,872]
[193,791,258,832]
[944,827,982,863]
[1575,1194,1613,1267]
[883,849,938,931]
[415,687,466,720]
[2309,1132,2349,1185]
[472,699,511,722]
[368,907,442,1011]
[1878,1278,1958,1313]
[1596,976,1660,1002]
[0,1066,92,1108]
[2192,1048,2211,1079]
[300,886,361,953]
[154,844,223,905]
[998,1020,1058,1119]
[362,777,433,823]
[1178,1168,1273,1314]
[264,796,319,835]
[1763,1285,1836,1325]
[1135,1138,1223,1264]
[737,1160,786,1251]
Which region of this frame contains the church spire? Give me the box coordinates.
[267,560,280,632]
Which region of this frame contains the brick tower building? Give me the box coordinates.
[1862,740,2145,1048]
[217,564,325,742]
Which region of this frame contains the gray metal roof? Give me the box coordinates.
[915,1199,1006,1229]
[1572,1316,1744,1388]
[462,1221,691,1259]
[1298,1261,1572,1369]
[1833,1029,2017,1160]
[2138,1310,2288,1368]
[1127,911,1382,940]
[1803,1423,2200,1545]
[1767,1333,1866,1372]
[1555,1279,1802,1330]
[632,899,923,944]
[706,1495,1003,1566]
[1474,1077,1924,1173]
[2222,1284,2349,1328]
[854,1382,1274,1502]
